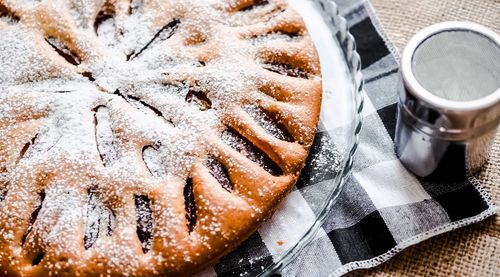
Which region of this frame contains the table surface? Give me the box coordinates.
[347,0,500,276]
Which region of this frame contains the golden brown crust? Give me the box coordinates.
[0,0,322,276]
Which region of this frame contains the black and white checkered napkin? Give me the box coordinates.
[198,0,497,276]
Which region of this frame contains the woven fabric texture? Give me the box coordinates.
[347,0,500,276]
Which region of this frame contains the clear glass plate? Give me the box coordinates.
[259,0,364,274]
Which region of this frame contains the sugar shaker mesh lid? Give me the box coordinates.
[412,30,500,102]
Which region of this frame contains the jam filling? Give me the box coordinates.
[45,37,81,66]
[129,0,143,14]
[241,0,270,11]
[262,62,309,79]
[206,156,232,192]
[31,252,45,266]
[185,90,212,111]
[242,105,294,142]
[222,128,282,176]
[127,95,164,119]
[142,146,157,177]
[93,106,119,167]
[0,3,19,23]
[83,189,99,250]
[16,134,38,164]
[114,90,175,126]
[84,188,115,250]
[81,71,96,82]
[128,19,180,60]
[21,191,45,246]
[250,30,302,44]
[134,195,153,253]
[94,4,115,34]
[0,187,6,202]
[183,178,197,233]
[142,145,169,178]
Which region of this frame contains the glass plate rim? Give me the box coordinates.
[260,0,365,275]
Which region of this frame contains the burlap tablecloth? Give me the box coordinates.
[347,0,500,276]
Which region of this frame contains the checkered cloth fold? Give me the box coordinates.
[198,0,497,276]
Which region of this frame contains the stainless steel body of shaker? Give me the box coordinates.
[395,22,500,178]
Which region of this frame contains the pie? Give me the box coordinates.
[0,0,322,275]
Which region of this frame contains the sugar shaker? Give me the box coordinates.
[395,22,500,177]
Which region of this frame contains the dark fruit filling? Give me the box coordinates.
[222,128,283,176]
[262,62,309,79]
[128,19,180,60]
[45,37,80,66]
[0,3,19,23]
[129,0,143,14]
[206,156,232,191]
[183,179,197,233]
[243,105,294,142]
[185,90,212,111]
[21,191,45,246]
[0,188,6,202]
[31,252,44,266]
[134,195,153,253]
[241,0,270,11]
[16,134,38,164]
[84,188,115,250]
[94,5,115,34]
[93,106,119,167]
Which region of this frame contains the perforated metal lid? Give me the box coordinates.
[396,22,500,176]
[399,22,500,138]
[412,30,500,102]
[401,22,500,111]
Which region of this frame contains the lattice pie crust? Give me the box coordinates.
[0,0,321,275]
